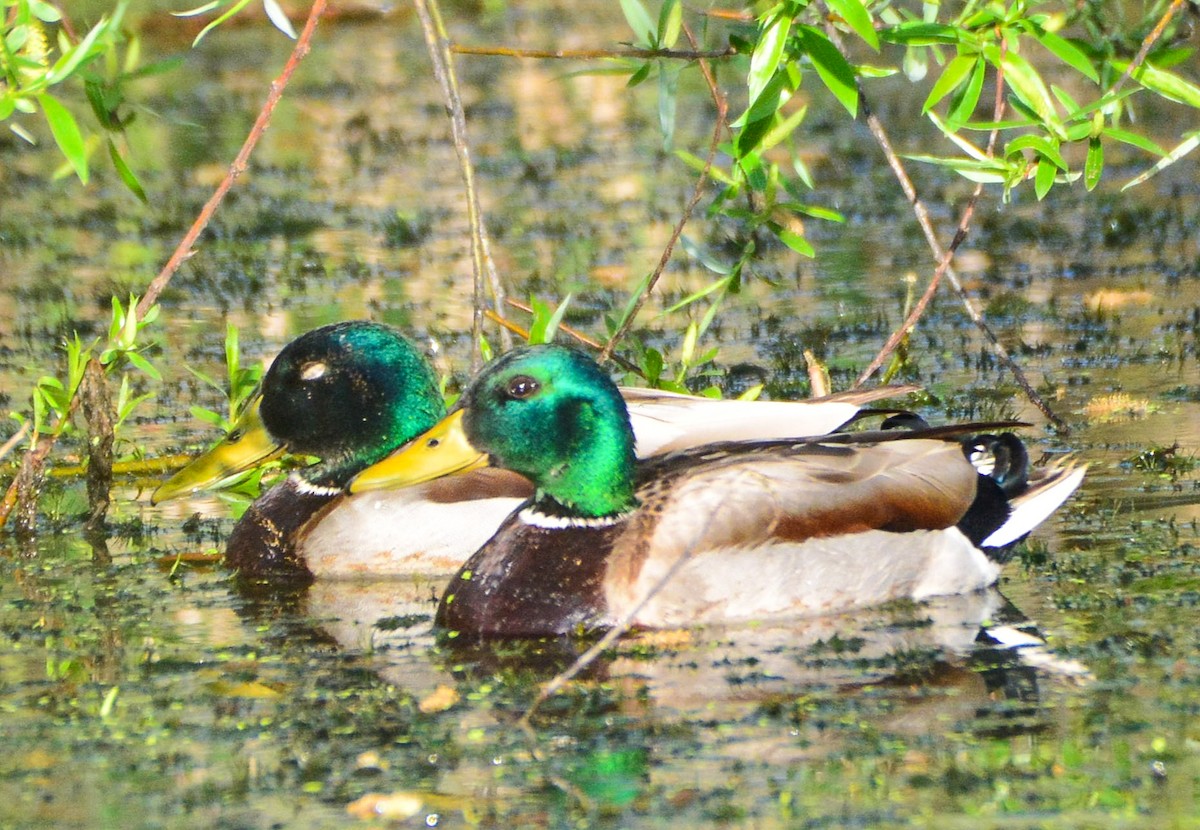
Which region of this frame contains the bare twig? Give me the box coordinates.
[599,95,728,363]
[855,41,1008,387]
[451,44,734,60]
[138,0,328,318]
[0,422,30,466]
[414,0,511,369]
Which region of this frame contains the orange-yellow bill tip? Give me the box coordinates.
[349,409,489,493]
[151,397,284,504]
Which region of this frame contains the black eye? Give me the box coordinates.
[505,375,540,400]
[227,429,243,443]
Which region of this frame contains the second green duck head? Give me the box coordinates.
[153,320,445,502]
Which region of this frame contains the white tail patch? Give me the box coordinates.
[983,463,1086,548]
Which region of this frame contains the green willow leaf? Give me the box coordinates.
[1034,156,1055,199]
[107,138,146,202]
[620,0,655,46]
[1102,127,1165,156]
[774,226,815,257]
[37,93,87,183]
[192,0,254,47]
[1123,132,1200,190]
[825,0,879,51]
[658,0,682,50]
[1112,58,1200,108]
[904,153,1010,182]
[798,26,857,117]
[879,22,963,45]
[1034,29,1098,83]
[923,54,975,112]
[996,49,1062,135]
[1006,134,1066,169]
[748,13,791,106]
[46,7,119,84]
[1084,137,1103,190]
[947,56,985,128]
[658,61,679,150]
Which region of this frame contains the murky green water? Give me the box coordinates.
[3,4,1200,828]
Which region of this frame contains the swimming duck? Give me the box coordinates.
[348,344,1084,637]
[153,322,912,581]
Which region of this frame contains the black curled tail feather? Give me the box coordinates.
[956,433,1032,559]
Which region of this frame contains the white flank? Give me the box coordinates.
[619,527,1001,628]
[982,464,1086,548]
[300,486,522,577]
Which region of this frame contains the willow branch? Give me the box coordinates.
[599,82,728,363]
[855,41,1008,387]
[1110,0,1188,96]
[451,44,734,60]
[138,0,328,318]
[822,19,1063,426]
[495,300,648,379]
[1,3,328,532]
[414,0,511,369]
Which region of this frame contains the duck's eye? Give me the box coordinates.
[505,375,540,400]
[227,428,243,443]
[300,361,327,381]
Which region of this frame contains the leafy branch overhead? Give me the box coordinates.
[715,0,1200,205]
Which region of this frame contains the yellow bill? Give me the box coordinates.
[151,396,286,504]
[349,409,488,493]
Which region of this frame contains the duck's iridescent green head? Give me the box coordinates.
[153,322,443,502]
[353,345,637,518]
[257,321,444,487]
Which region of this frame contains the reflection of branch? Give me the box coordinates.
[414,0,511,369]
[823,17,1064,427]
[451,44,734,60]
[600,83,727,363]
[137,0,329,318]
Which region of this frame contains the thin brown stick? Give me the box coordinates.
[138,0,328,318]
[600,95,728,363]
[0,422,30,466]
[450,44,734,60]
[414,0,511,369]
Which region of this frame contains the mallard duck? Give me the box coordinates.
[153,322,912,581]
[348,344,1085,637]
